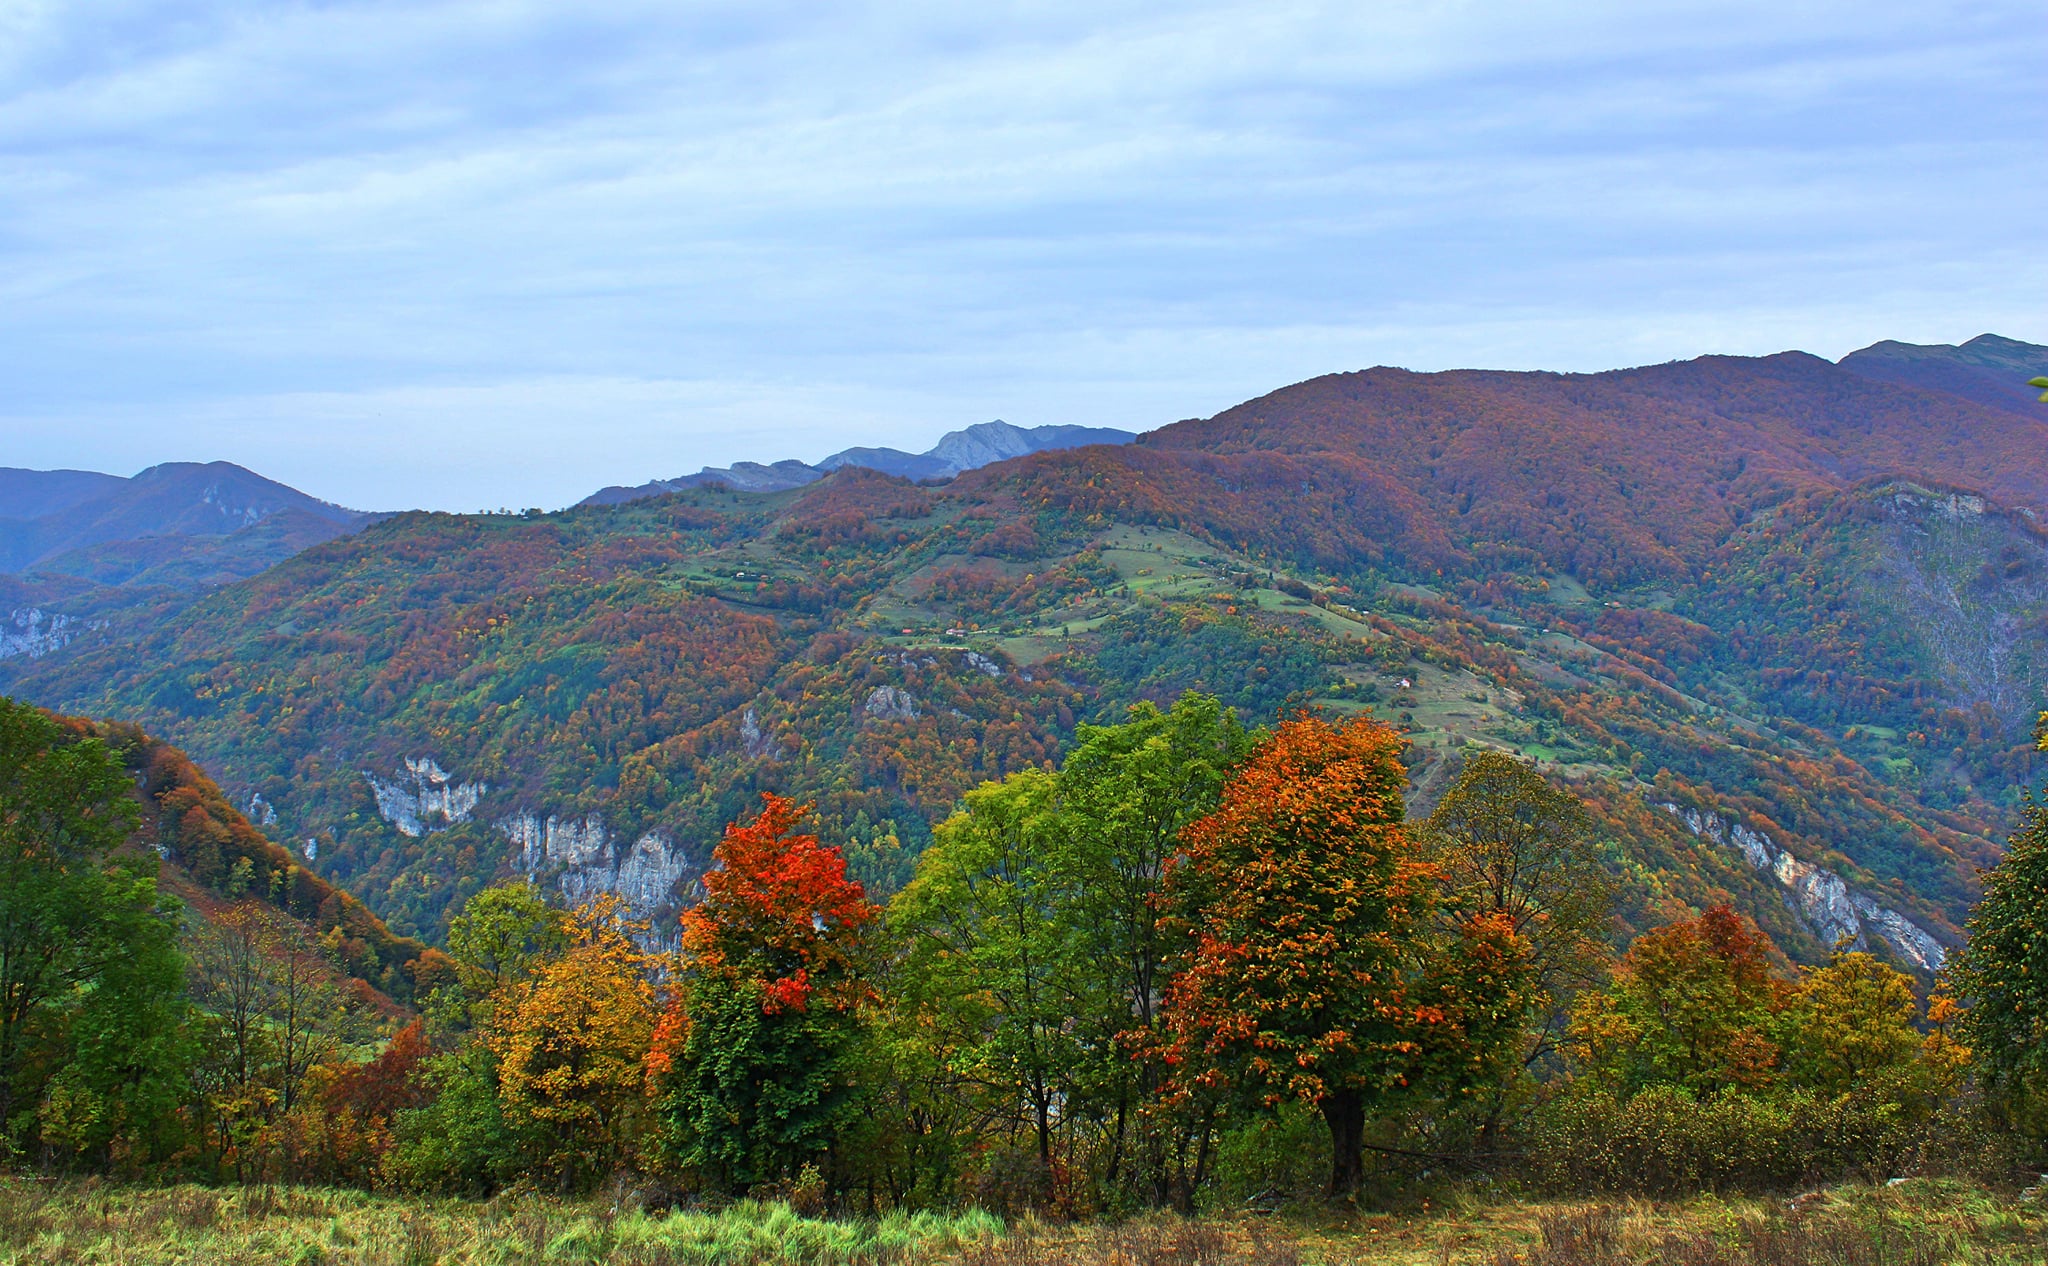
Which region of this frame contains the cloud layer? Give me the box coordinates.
[2,1,2042,510]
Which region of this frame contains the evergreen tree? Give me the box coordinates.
[1951,797,2048,1131]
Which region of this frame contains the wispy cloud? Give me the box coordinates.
[1,0,2042,509]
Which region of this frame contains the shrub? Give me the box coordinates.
[1524,1085,1930,1194]
[1206,1103,1330,1210]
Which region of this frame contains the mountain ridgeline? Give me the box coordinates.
[0,460,367,586]
[1,335,2044,975]
[580,419,1137,502]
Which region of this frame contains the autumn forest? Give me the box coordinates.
[6,340,2048,1263]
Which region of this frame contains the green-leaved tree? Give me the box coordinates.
[1424,751,1612,1143]
[0,697,186,1169]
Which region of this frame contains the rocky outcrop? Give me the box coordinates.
[740,707,777,759]
[246,792,278,826]
[1663,804,1947,972]
[922,421,1134,477]
[503,812,698,948]
[365,757,488,837]
[863,685,919,722]
[0,607,103,660]
[357,754,696,946]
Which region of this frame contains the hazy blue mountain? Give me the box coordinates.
[581,420,1136,506]
[0,461,367,582]
[0,468,129,521]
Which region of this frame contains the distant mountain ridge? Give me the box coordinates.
[1837,333,2048,417]
[0,461,367,588]
[0,468,129,521]
[580,420,1136,505]
[1077,337,2048,586]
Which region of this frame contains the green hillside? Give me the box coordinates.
[0,479,2001,971]
[3,345,2044,975]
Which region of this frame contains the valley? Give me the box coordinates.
[0,337,2043,977]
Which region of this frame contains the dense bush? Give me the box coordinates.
[1525,1084,1933,1195]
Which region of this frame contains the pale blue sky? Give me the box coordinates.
[1,1,2042,511]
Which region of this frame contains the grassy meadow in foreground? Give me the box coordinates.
[2,1179,2045,1266]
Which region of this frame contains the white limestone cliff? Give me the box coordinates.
[740,707,778,759]
[503,812,698,948]
[246,792,278,826]
[863,685,920,722]
[0,607,104,660]
[358,757,697,947]
[1663,804,1947,971]
[364,757,488,837]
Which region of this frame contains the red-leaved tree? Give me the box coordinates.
[657,794,878,1191]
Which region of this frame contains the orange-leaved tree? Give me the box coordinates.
[657,793,877,1192]
[285,1019,431,1185]
[1569,905,1785,1094]
[1159,714,1531,1198]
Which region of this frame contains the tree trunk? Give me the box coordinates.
[1321,1090,1365,1200]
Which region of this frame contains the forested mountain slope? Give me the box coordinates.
[0,460,366,579]
[2,342,2042,976]
[45,707,434,1004]
[1118,348,2048,583]
[0,462,374,670]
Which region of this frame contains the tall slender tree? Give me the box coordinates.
[1424,751,1612,1141]
[1951,796,2048,1132]
[890,771,1079,1187]
[1056,695,1253,1202]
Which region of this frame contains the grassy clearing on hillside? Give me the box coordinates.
[3,1179,2043,1266]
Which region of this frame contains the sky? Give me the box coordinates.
[0,1,2042,512]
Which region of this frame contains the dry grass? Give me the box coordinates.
[0,1178,2041,1265]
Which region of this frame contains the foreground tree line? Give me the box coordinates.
[3,693,2046,1212]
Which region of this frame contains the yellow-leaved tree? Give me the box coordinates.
[486,895,660,1190]
[1775,951,1922,1096]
